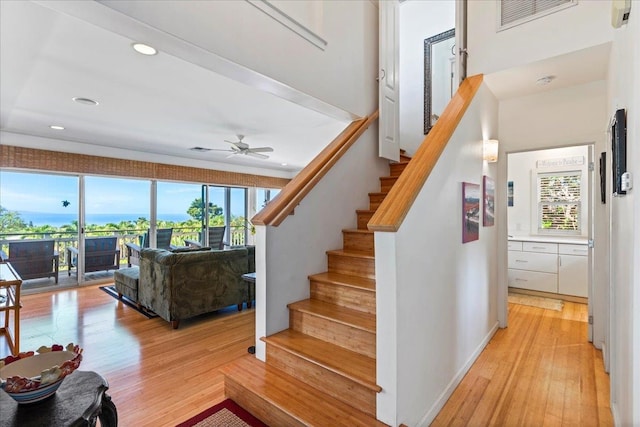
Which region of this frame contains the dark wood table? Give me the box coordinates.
[241,272,256,309]
[0,370,117,427]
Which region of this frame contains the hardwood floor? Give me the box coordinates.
[431,301,613,427]
[0,284,253,427]
[1,287,612,427]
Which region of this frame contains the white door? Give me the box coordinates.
[379,0,400,162]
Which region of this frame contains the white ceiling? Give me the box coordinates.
[1,1,612,178]
[0,1,352,176]
[483,42,611,100]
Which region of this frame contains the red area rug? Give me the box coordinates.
[176,399,268,427]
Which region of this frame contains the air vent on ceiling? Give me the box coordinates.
[499,0,576,31]
[190,147,211,152]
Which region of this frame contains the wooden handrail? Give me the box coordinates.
[368,74,483,232]
[252,110,379,227]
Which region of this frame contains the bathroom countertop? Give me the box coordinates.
[507,235,588,245]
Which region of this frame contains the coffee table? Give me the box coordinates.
[0,370,117,427]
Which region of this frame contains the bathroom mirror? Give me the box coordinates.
[424,29,455,134]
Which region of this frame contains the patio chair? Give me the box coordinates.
[125,228,174,267]
[184,226,226,250]
[67,236,120,276]
[0,239,59,283]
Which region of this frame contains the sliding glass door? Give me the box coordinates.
[0,170,79,289]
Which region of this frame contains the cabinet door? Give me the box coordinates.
[558,254,588,297]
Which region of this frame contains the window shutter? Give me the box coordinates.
[538,172,581,232]
[500,0,575,28]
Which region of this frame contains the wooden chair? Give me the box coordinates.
[125,228,174,266]
[0,239,59,283]
[68,236,120,276]
[184,226,226,250]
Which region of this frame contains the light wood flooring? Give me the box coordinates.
[432,300,612,426]
[0,284,252,426]
[1,286,612,426]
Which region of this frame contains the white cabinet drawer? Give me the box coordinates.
[523,242,558,254]
[558,244,588,256]
[508,269,558,293]
[508,251,557,273]
[508,241,523,251]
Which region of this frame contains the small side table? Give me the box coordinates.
[0,370,117,427]
[241,272,256,309]
[0,262,22,356]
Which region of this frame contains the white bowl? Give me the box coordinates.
[0,346,82,404]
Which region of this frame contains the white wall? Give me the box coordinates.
[254,126,388,359]
[100,0,380,117]
[507,146,590,237]
[468,0,613,76]
[500,81,607,149]
[606,8,640,425]
[376,83,499,426]
[399,0,455,154]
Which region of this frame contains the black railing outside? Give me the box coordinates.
[0,226,246,270]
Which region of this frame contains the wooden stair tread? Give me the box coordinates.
[222,356,388,427]
[326,249,375,260]
[288,299,375,332]
[309,272,375,291]
[368,192,387,197]
[263,330,381,391]
[342,228,373,235]
[356,209,376,214]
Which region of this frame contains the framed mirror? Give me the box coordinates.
[424,28,455,134]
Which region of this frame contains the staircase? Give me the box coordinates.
[222,152,411,426]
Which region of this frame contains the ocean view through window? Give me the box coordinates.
[1,169,255,289]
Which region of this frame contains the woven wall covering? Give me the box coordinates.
[0,146,289,188]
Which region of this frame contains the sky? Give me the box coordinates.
[0,171,247,216]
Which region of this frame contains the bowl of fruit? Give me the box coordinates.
[0,343,83,404]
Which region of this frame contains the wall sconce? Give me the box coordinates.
[483,139,499,162]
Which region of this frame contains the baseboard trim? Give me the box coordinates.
[417,321,500,426]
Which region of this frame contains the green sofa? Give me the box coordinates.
[139,246,255,329]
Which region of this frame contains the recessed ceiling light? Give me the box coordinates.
[72,97,99,106]
[49,125,65,130]
[132,43,158,56]
[536,75,556,86]
[281,163,288,166]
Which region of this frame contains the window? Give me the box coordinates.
[499,0,576,30]
[537,171,581,233]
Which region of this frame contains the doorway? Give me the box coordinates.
[506,144,596,342]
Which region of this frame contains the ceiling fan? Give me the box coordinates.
[211,135,274,159]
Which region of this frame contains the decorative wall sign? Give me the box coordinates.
[462,182,480,243]
[483,176,495,227]
[536,156,584,168]
[507,181,514,207]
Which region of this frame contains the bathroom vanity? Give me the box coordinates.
[508,236,588,298]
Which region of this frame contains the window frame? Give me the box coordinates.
[535,170,582,235]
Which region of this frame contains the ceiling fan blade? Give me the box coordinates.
[246,152,269,159]
[208,148,234,152]
[247,147,274,153]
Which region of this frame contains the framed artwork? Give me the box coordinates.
[507,181,514,207]
[483,176,495,227]
[462,182,480,243]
